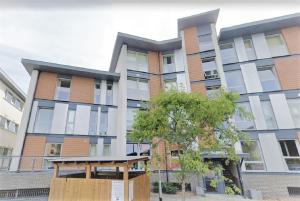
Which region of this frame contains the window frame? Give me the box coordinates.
[261,100,278,130]
[55,77,71,101]
[65,109,76,134]
[257,65,281,92]
[287,98,300,128]
[34,107,54,133]
[279,140,300,172]
[127,51,149,72]
[241,140,266,172]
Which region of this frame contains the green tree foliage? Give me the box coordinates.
[130,89,249,200]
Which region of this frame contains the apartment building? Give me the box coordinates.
[10,10,300,198]
[0,68,25,169]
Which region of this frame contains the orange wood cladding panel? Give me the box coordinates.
[148,51,161,74]
[20,135,47,170]
[48,178,112,201]
[281,26,300,54]
[70,76,94,104]
[275,56,300,90]
[61,137,90,157]
[35,72,57,100]
[149,74,162,97]
[132,174,150,201]
[191,82,207,95]
[187,54,204,82]
[183,27,200,55]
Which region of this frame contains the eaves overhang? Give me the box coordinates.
[219,12,300,41]
[22,59,120,81]
[109,32,182,72]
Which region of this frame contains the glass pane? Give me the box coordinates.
[280,141,288,156]
[245,163,265,170]
[90,144,97,156]
[56,87,70,101]
[261,101,277,129]
[127,108,137,131]
[266,35,283,47]
[89,111,98,135]
[165,80,177,91]
[199,35,214,51]
[285,140,299,157]
[65,110,75,134]
[103,144,111,156]
[99,112,108,135]
[220,43,238,64]
[258,68,280,91]
[34,108,53,133]
[285,159,300,171]
[126,144,138,156]
[241,141,262,161]
[235,103,255,130]
[225,70,246,94]
[288,99,300,128]
[45,144,61,156]
[139,144,150,156]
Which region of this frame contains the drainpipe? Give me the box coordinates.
[237,159,245,196]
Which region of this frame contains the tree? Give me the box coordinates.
[130,89,249,200]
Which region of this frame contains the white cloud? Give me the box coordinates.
[0,2,299,92]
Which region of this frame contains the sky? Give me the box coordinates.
[0,1,299,93]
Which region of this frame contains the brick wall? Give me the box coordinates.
[183,27,200,55]
[70,76,94,104]
[190,82,207,95]
[282,26,300,54]
[35,72,57,100]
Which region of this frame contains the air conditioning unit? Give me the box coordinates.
[204,70,219,79]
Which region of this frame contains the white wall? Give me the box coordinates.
[107,107,117,136]
[234,37,248,62]
[113,82,118,106]
[249,96,267,130]
[100,80,107,105]
[27,101,38,133]
[74,105,91,135]
[174,49,185,72]
[180,30,192,92]
[252,33,271,59]
[241,63,263,93]
[258,133,286,172]
[269,93,295,129]
[51,103,68,134]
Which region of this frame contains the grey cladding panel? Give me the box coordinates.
[197,24,212,36]
[38,100,55,108]
[163,73,177,80]
[200,50,216,59]
[204,79,221,87]
[127,70,150,79]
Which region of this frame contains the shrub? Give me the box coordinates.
[152,182,178,194]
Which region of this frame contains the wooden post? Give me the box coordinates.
[93,166,97,177]
[86,163,91,179]
[53,163,59,178]
[124,165,129,201]
[116,167,120,179]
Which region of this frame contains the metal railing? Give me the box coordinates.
[0,188,49,199]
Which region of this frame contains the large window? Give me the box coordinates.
[235,102,255,130]
[127,51,148,72]
[225,70,246,94]
[127,77,149,100]
[261,101,277,129]
[99,111,108,135]
[266,34,288,57]
[241,141,265,171]
[0,115,18,134]
[90,144,97,156]
[164,79,177,91]
[243,39,256,60]
[198,34,214,52]
[257,65,280,92]
[65,109,76,134]
[163,55,175,73]
[127,108,137,131]
[89,111,98,135]
[206,86,220,99]
[279,140,300,171]
[5,90,23,110]
[0,147,13,169]
[287,99,300,128]
[126,143,150,156]
[44,143,62,168]
[94,81,101,104]
[219,42,238,64]
[103,144,111,156]
[202,57,218,80]
[106,81,113,105]
[55,77,71,101]
[34,108,53,133]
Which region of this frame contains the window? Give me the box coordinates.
[89,111,98,135]
[261,101,277,129]
[34,108,53,133]
[241,141,265,170]
[5,90,23,110]
[202,57,218,79]
[219,42,238,64]
[106,81,113,105]
[163,55,175,73]
[0,147,12,169]
[235,102,255,130]
[103,144,111,156]
[206,86,220,99]
[44,143,62,168]
[198,34,214,52]
[65,109,76,134]
[0,147,12,157]
[99,111,108,135]
[127,51,148,72]
[90,144,97,156]
[127,77,149,100]
[225,70,246,94]
[257,65,280,92]
[164,79,177,91]
[243,39,256,60]
[279,140,300,171]
[126,143,150,156]
[56,77,71,101]
[266,34,288,57]
[0,116,18,134]
[94,81,101,104]
[287,99,300,128]
[127,108,137,131]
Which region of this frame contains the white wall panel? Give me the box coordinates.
[258,133,286,172]
[176,73,188,92]
[27,101,38,133]
[174,49,185,72]
[111,139,117,156]
[100,80,107,105]
[113,82,118,106]
[249,96,267,130]
[51,103,68,134]
[252,33,271,59]
[74,105,91,135]
[107,107,117,136]
[234,37,248,62]
[241,63,263,93]
[97,138,104,156]
[269,93,295,129]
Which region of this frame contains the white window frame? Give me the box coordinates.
[241,140,266,172]
[55,77,71,101]
[127,51,148,72]
[279,140,300,172]
[65,109,76,134]
[163,54,176,73]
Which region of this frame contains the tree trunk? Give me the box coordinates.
[181,181,186,201]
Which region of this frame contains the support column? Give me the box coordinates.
[124,165,129,201]
[53,163,59,178]
[86,164,91,179]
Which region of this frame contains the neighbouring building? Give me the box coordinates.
[0,68,25,169]
[10,10,300,198]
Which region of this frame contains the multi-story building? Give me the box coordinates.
[10,10,300,198]
[0,68,25,169]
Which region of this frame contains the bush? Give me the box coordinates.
[152,182,178,194]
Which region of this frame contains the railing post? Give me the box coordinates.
[124,165,129,201]
[86,164,91,179]
[53,163,59,178]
